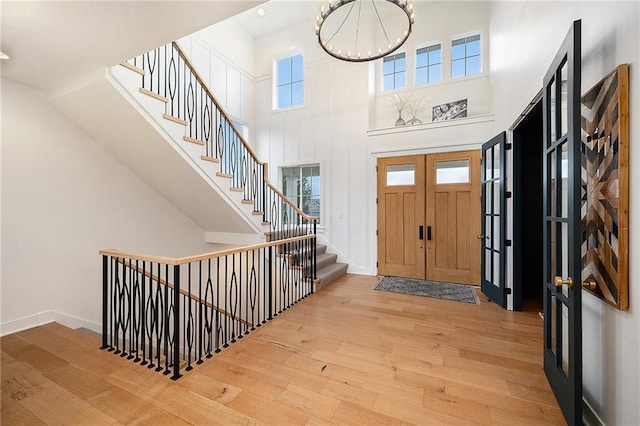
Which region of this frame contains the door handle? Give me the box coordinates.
[419,226,424,240]
[427,226,432,241]
[477,235,491,240]
[582,280,596,290]
[554,276,573,288]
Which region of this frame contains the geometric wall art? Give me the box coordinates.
[580,64,629,310]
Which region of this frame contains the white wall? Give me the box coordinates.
[252,1,494,274]
[179,21,257,142]
[370,1,492,129]
[0,79,214,335]
[489,2,640,424]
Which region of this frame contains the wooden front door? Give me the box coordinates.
[425,150,481,285]
[377,150,480,284]
[377,156,426,279]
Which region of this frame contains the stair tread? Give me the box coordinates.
[317,262,348,274]
[316,253,338,270]
[317,262,348,289]
[317,253,337,261]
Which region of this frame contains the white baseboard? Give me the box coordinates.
[345,266,377,276]
[1,311,101,337]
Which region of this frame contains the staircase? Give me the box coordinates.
[113,41,349,288]
[51,40,348,287]
[268,230,348,289]
[315,244,349,289]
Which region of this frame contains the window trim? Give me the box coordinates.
[450,30,483,79]
[414,40,442,86]
[272,49,305,111]
[381,50,408,92]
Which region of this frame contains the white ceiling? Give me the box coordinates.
[0,1,264,92]
[231,0,321,39]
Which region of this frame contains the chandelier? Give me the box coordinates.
[315,0,414,63]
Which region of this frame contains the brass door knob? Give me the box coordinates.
[582,280,596,290]
[554,276,573,288]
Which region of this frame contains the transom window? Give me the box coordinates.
[382,53,406,91]
[282,165,320,219]
[276,54,304,109]
[451,35,481,78]
[436,160,470,184]
[386,164,415,186]
[415,44,442,85]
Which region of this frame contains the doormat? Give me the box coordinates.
[375,276,480,304]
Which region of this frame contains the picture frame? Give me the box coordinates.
[580,64,629,310]
[432,99,467,122]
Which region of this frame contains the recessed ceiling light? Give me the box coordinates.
[0,52,9,60]
[256,8,266,17]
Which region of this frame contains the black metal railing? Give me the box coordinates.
[126,43,318,239]
[99,234,316,380]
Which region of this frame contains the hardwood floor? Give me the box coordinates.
[1,274,564,425]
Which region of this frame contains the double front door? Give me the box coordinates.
[377,150,481,284]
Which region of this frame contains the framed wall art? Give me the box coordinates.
[432,99,467,122]
[581,64,629,310]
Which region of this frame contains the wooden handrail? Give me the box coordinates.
[114,258,250,326]
[266,181,320,222]
[99,234,316,266]
[172,41,264,166]
[99,250,179,265]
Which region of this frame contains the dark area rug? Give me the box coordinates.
[375,276,480,304]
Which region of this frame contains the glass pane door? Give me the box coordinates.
[542,20,582,426]
[480,132,506,308]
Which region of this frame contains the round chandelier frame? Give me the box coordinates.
[315,0,415,63]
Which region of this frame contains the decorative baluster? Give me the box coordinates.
[140,261,147,364]
[186,263,193,371]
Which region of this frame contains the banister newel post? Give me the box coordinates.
[171,264,182,380]
[101,255,108,349]
[313,221,317,290]
[268,246,273,321]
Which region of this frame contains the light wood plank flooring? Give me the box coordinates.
[1,274,564,425]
